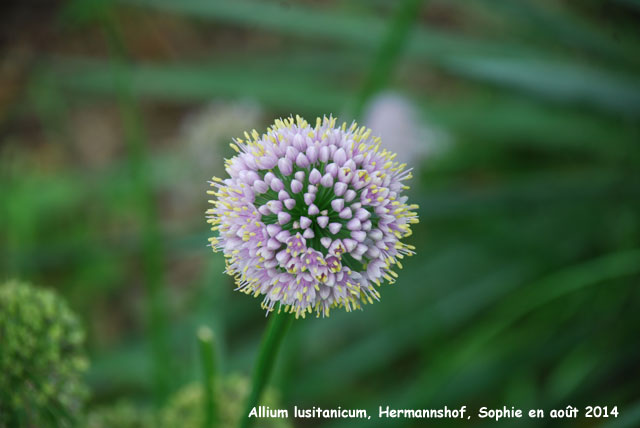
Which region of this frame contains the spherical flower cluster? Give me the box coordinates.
[207,116,418,317]
[0,280,88,427]
[364,91,448,166]
[163,375,290,428]
[86,375,289,428]
[86,401,154,428]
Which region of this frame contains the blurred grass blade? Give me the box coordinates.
[46,57,638,152]
[116,0,640,115]
[50,58,347,112]
[197,326,217,428]
[474,0,640,69]
[442,56,640,116]
[411,249,640,405]
[351,0,425,118]
[603,400,640,428]
[612,0,640,11]
[113,0,559,58]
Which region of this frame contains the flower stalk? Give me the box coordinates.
[240,311,293,428]
[197,326,218,428]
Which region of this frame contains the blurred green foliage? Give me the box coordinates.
[1,0,639,426]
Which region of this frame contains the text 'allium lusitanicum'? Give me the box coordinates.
[207,116,418,318]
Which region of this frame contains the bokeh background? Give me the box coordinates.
[2,0,640,426]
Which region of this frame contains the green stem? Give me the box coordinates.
[351,0,426,119]
[240,311,293,428]
[198,326,218,428]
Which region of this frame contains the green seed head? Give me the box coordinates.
[162,374,291,428]
[86,401,154,428]
[0,280,89,427]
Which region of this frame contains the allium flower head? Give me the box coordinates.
[181,99,262,175]
[364,92,428,165]
[364,92,451,168]
[207,116,418,318]
[86,401,154,428]
[0,280,88,427]
[163,375,290,428]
